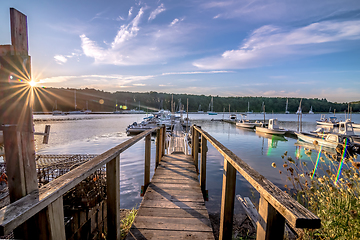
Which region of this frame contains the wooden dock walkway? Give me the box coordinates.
[126,123,214,239]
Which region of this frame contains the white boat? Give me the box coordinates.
[352,123,360,129]
[229,114,237,120]
[255,119,287,135]
[309,106,314,114]
[285,99,290,114]
[236,119,260,129]
[295,132,355,150]
[68,90,86,114]
[316,115,339,127]
[208,97,217,115]
[296,99,302,115]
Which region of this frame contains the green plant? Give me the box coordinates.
[120,208,138,239]
[273,146,360,239]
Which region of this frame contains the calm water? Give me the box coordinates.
[33,113,360,213]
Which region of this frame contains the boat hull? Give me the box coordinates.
[255,126,286,135]
[295,132,339,148]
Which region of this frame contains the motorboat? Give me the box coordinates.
[295,132,357,151]
[236,119,260,129]
[229,114,237,121]
[316,115,339,127]
[255,119,287,135]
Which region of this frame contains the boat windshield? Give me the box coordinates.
[346,123,353,132]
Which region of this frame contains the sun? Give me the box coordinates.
[29,80,37,87]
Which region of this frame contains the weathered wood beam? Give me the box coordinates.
[193,129,199,171]
[144,134,151,192]
[200,135,207,199]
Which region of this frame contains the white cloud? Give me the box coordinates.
[193,20,360,69]
[54,55,67,64]
[170,18,179,26]
[213,14,221,19]
[128,7,133,17]
[80,8,192,66]
[148,4,166,21]
[161,70,232,76]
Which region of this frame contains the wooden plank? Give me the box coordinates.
[136,207,210,219]
[140,200,206,210]
[194,126,320,229]
[143,191,205,202]
[131,216,212,231]
[257,195,285,240]
[10,8,28,55]
[219,158,236,240]
[107,155,120,240]
[0,128,157,236]
[126,229,214,239]
[0,45,14,56]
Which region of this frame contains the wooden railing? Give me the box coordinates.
[191,125,320,240]
[0,125,166,240]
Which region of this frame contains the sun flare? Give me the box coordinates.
[29,80,37,87]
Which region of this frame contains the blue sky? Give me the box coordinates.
[1,0,360,102]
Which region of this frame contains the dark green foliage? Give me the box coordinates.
[32,87,360,113]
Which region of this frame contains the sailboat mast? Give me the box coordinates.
[74,90,77,110]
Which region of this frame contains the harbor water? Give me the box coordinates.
[33,113,360,213]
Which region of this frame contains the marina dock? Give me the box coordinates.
[126,123,214,239]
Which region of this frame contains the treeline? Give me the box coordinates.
[33,87,360,113]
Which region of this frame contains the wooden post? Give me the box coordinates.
[158,127,163,163]
[191,126,195,158]
[200,135,207,200]
[256,195,285,240]
[36,197,66,240]
[155,128,160,168]
[162,125,166,156]
[144,134,151,193]
[0,8,39,239]
[43,125,50,144]
[193,129,199,171]
[219,158,236,240]
[107,155,120,240]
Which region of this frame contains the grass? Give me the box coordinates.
[120,208,138,239]
[273,146,360,239]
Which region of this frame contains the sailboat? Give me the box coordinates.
[84,101,92,114]
[285,99,290,114]
[208,97,217,115]
[246,102,253,114]
[309,106,314,114]
[52,100,64,115]
[296,99,302,115]
[198,104,204,113]
[68,90,85,114]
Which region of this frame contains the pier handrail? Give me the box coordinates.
[192,125,320,240]
[0,126,166,239]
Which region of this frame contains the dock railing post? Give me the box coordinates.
[142,134,151,195]
[193,128,199,172]
[107,155,120,239]
[162,124,166,156]
[200,134,207,200]
[191,125,195,158]
[156,128,160,168]
[219,158,236,240]
[256,195,285,240]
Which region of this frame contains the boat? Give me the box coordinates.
[285,99,290,114]
[316,114,339,127]
[52,100,64,115]
[353,123,360,129]
[295,132,356,151]
[296,99,302,115]
[246,102,253,114]
[208,97,217,115]
[197,104,204,113]
[309,106,314,114]
[255,119,287,135]
[236,119,260,129]
[68,90,86,114]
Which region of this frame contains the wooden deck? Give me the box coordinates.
[126,147,214,239]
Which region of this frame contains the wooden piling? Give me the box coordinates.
[144,134,151,192]
[200,135,207,199]
[219,158,236,240]
[106,155,120,239]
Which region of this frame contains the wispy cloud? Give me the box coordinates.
[193,20,360,69]
[169,17,185,26]
[161,70,232,76]
[80,7,192,66]
[128,7,133,17]
[54,55,67,64]
[148,4,166,21]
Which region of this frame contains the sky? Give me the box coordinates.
[1,0,360,102]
